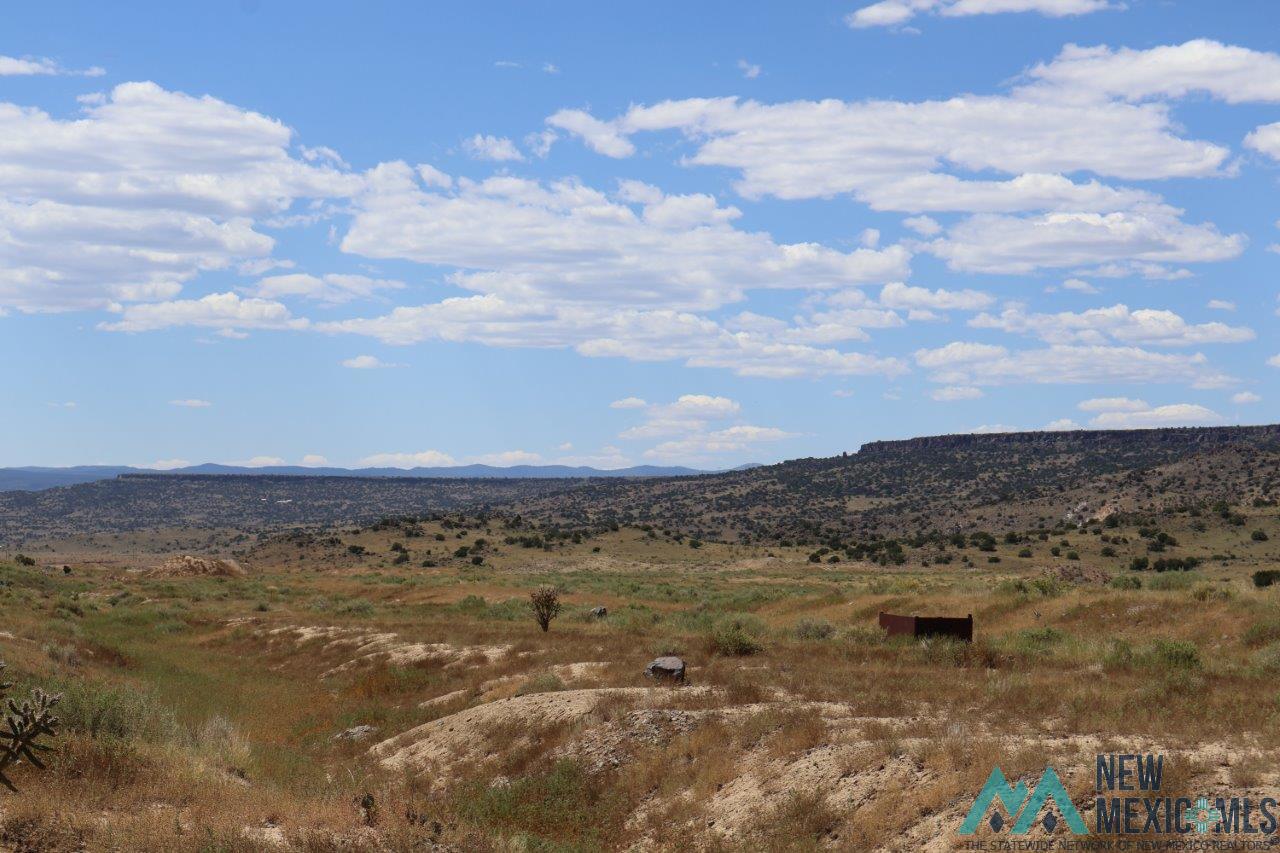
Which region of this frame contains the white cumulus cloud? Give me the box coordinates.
[359,450,457,468]
[1087,402,1223,429]
[143,458,190,470]
[0,54,104,77]
[1078,397,1149,412]
[0,82,358,313]
[612,394,793,463]
[100,292,308,334]
[1043,418,1082,431]
[931,385,984,401]
[251,273,402,304]
[341,355,401,369]
[474,450,544,466]
[846,0,1113,29]
[915,343,1232,389]
[232,456,286,467]
[879,282,994,311]
[969,304,1254,347]
[463,134,525,162]
[610,397,648,409]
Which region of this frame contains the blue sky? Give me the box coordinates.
[2,0,1278,469]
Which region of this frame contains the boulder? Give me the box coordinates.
[333,725,378,742]
[644,655,686,682]
[589,606,608,620]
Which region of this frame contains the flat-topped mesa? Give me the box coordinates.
[857,424,1280,456]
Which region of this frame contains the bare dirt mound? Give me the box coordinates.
[148,554,246,578]
[258,624,512,679]
[371,687,661,774]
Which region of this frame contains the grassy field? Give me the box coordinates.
[2,507,1279,851]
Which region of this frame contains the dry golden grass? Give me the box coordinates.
[1,510,1279,849]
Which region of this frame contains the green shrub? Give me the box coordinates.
[1145,639,1200,671]
[709,615,765,656]
[48,678,176,742]
[913,636,1002,669]
[613,606,662,633]
[1253,570,1280,588]
[1007,626,1064,656]
[1252,643,1280,675]
[1104,637,1200,671]
[1191,583,1232,603]
[1147,572,1198,591]
[994,575,1065,597]
[1109,575,1141,590]
[1243,617,1280,647]
[1253,530,1270,542]
[1151,557,1201,572]
[792,618,835,641]
[1102,638,1134,669]
[336,599,375,616]
[451,759,621,845]
[841,625,884,646]
[515,674,565,696]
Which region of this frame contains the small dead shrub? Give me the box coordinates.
[529,586,561,633]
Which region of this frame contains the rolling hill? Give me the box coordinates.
[2,425,1276,545]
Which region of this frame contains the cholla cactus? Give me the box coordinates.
[529,586,561,632]
[0,661,60,792]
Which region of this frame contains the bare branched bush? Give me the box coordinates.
[0,661,61,792]
[529,586,561,632]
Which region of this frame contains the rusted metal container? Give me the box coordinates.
[878,611,973,642]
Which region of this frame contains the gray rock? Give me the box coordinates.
[589,606,608,620]
[644,655,686,682]
[333,725,377,742]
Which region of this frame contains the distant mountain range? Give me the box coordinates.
[0,462,762,492]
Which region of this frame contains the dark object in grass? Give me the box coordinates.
[644,656,686,682]
[589,606,608,620]
[1253,570,1280,588]
[878,611,973,643]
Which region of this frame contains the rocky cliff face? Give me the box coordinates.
[858,425,1280,456]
